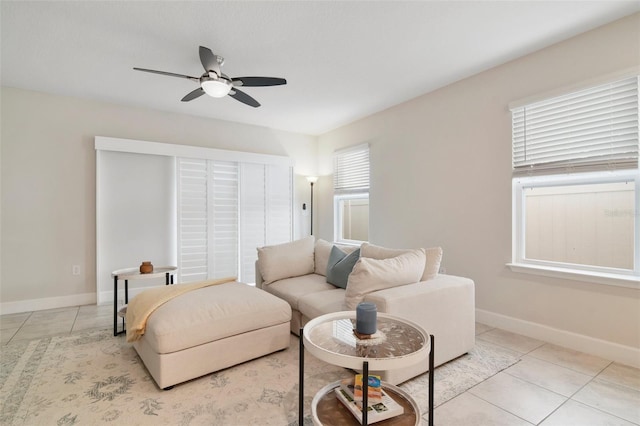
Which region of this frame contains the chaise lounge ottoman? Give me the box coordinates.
[132,281,292,389]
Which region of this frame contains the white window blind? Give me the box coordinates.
[512,76,639,176]
[333,144,370,194]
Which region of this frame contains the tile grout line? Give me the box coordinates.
[70,305,81,334]
[465,385,537,425]
[5,311,34,345]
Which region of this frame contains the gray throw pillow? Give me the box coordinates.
[326,245,360,289]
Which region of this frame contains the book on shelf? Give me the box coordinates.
[354,374,383,404]
[335,376,404,424]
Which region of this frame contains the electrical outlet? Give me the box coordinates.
[72,265,81,275]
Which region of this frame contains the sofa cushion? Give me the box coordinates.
[315,239,360,276]
[361,242,443,281]
[326,246,360,288]
[345,249,426,309]
[263,273,334,311]
[257,236,315,285]
[298,288,347,319]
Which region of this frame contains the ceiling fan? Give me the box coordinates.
[133,46,286,108]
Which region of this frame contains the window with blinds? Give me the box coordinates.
[178,158,292,283]
[510,76,640,284]
[334,143,371,194]
[333,144,370,243]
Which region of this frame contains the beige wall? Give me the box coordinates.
[317,14,640,355]
[0,88,316,307]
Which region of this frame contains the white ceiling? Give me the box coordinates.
[2,1,638,136]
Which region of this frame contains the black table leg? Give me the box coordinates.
[124,280,129,304]
[299,328,304,426]
[165,272,170,285]
[362,361,369,426]
[113,275,118,336]
[429,334,435,426]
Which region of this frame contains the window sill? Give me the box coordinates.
[507,263,640,289]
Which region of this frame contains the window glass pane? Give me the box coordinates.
[524,181,635,269]
[336,197,369,241]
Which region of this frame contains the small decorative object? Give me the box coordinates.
[356,302,377,335]
[139,261,153,274]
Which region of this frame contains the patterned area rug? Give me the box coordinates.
[0,329,519,425]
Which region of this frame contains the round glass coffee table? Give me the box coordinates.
[300,311,435,426]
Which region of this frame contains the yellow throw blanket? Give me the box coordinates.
[125,276,236,342]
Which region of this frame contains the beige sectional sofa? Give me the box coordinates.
[255,236,475,385]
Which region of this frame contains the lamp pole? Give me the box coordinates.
[310,181,314,235]
[306,176,318,236]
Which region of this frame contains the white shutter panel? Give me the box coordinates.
[334,144,370,194]
[239,163,266,283]
[512,76,639,176]
[210,161,238,278]
[177,158,209,282]
[179,159,292,285]
[266,164,292,245]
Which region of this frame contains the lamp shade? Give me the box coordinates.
[306,176,318,184]
[201,79,232,98]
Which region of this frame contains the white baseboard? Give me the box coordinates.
[476,309,640,369]
[0,293,98,315]
[1,285,171,315]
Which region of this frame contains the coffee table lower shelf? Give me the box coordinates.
[311,381,421,426]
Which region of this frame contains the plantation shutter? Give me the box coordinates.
[266,164,293,245]
[511,76,639,176]
[177,158,209,282]
[210,161,239,279]
[239,163,266,283]
[178,158,291,284]
[239,163,292,283]
[333,144,370,194]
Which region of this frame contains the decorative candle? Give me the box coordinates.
[356,302,377,335]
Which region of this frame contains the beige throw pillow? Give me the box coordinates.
[360,242,443,281]
[345,249,426,309]
[314,239,360,276]
[257,236,315,285]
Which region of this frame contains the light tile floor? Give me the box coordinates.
[436,324,640,425]
[1,307,639,425]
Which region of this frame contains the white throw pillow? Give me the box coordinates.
[257,236,315,285]
[314,239,360,276]
[360,242,442,281]
[344,249,426,309]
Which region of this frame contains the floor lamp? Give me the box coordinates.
[306,176,318,235]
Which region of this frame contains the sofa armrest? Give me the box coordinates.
[255,260,265,289]
[363,274,475,372]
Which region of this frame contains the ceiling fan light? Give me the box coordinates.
[201,79,231,98]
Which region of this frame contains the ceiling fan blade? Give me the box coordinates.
[181,87,205,102]
[133,67,199,81]
[229,88,260,108]
[199,46,221,76]
[232,77,287,87]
